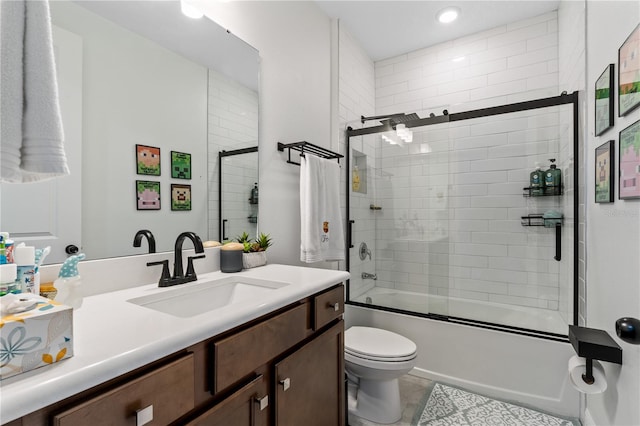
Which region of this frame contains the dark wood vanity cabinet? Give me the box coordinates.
[274,320,344,426]
[8,284,345,426]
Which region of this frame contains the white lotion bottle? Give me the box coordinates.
[15,245,38,294]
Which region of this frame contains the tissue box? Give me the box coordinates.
[0,300,73,380]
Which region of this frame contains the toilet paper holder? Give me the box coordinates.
[568,325,622,385]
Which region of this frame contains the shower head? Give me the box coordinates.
[361,112,421,126]
[389,113,420,124]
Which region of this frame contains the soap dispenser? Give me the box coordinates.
[529,163,544,196]
[545,159,562,195]
[250,183,259,204]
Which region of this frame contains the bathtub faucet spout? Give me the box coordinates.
[362,272,377,280]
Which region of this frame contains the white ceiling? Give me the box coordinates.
[315,1,560,61]
[74,1,259,91]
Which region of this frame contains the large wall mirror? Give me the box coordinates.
[1,0,259,264]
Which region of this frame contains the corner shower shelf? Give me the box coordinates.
[521,214,563,261]
[522,186,564,197]
[277,141,343,166]
[520,214,563,227]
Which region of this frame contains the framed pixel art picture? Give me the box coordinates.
[595,64,614,136]
[619,23,640,117]
[171,184,192,211]
[595,140,614,203]
[136,145,161,176]
[136,180,161,210]
[619,119,640,200]
[171,151,191,179]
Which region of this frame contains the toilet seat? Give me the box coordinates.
[345,326,417,362]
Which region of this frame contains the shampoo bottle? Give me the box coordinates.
[250,183,259,204]
[545,159,562,195]
[530,163,544,196]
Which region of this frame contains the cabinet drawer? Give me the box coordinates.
[53,354,195,426]
[314,285,344,330]
[186,374,268,426]
[213,303,309,393]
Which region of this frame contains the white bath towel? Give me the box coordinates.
[300,154,345,263]
[1,0,69,183]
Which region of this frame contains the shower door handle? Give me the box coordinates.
[554,223,561,261]
[348,220,355,248]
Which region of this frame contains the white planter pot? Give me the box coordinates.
[242,251,267,269]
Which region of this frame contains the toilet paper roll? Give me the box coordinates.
[568,355,607,394]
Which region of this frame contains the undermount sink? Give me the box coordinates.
[127,276,290,318]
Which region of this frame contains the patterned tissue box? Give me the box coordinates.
[0,300,73,380]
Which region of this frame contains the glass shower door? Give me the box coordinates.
[347,122,452,318]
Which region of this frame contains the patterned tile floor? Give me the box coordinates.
[348,374,432,426]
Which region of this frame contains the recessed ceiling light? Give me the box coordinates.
[181,0,204,19]
[437,7,460,24]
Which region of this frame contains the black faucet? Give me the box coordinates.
[146,231,205,287]
[173,231,204,280]
[133,229,156,253]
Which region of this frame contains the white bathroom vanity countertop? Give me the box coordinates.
[0,264,350,423]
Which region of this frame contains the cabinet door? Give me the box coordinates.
[274,320,344,426]
[186,374,268,426]
[52,355,194,426]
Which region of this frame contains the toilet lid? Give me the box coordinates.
[345,326,417,360]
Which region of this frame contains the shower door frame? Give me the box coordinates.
[345,91,580,342]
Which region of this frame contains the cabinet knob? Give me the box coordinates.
[255,395,269,410]
[136,405,153,426]
[329,302,340,312]
[279,377,291,391]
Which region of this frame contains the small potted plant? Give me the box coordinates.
[236,232,272,269]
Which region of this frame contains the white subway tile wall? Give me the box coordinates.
[207,69,259,242]
[369,11,571,312]
[339,9,584,321]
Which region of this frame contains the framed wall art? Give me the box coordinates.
[618,23,640,117]
[171,151,192,179]
[171,184,192,211]
[595,140,614,203]
[619,119,640,200]
[136,180,161,210]
[595,64,614,136]
[136,145,161,176]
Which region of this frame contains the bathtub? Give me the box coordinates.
[351,287,568,336]
[345,290,581,418]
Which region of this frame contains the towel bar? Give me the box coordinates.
[277,141,343,166]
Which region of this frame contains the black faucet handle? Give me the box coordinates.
[147,260,171,286]
[186,255,206,277]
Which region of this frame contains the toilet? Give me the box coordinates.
[345,326,418,424]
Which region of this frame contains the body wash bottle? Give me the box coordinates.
[530,163,544,196]
[545,159,562,195]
